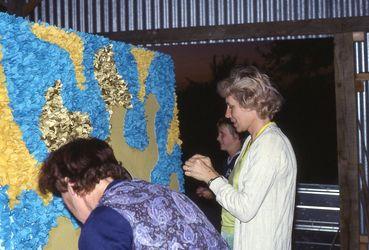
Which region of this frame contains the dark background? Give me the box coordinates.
[157,38,338,186]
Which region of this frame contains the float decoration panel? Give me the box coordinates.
[0,12,183,249]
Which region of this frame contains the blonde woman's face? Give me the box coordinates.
[225,95,257,133]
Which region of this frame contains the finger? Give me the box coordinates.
[189,155,211,166]
[185,157,200,164]
[184,160,201,169]
[186,159,210,171]
[184,170,192,177]
[190,154,207,160]
[201,157,212,165]
[182,164,190,171]
[183,163,196,171]
[187,156,208,166]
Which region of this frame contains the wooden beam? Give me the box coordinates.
[0,0,42,17]
[355,73,369,92]
[353,32,365,42]
[99,16,369,45]
[360,235,368,250]
[356,73,369,81]
[334,33,360,250]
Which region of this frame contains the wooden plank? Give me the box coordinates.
[356,73,369,81]
[355,81,364,92]
[360,235,368,250]
[334,33,360,250]
[98,16,369,45]
[353,32,365,42]
[360,235,368,243]
[355,73,369,92]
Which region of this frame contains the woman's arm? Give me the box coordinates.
[79,206,133,250]
[210,134,283,222]
[183,154,220,183]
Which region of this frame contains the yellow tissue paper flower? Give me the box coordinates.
[31,23,86,90]
[166,100,182,154]
[0,46,50,207]
[131,48,155,102]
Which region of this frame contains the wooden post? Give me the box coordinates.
[334,33,360,249]
[360,235,368,250]
[100,16,369,45]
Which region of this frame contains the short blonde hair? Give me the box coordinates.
[217,66,283,120]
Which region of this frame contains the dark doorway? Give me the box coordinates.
[156,38,339,248]
[156,38,337,186]
[157,38,339,248]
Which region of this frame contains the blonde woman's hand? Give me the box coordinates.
[183,154,220,183]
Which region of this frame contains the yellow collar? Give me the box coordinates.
[254,121,274,140]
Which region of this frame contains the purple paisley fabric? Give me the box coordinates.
[99,180,229,249]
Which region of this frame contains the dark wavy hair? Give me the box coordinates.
[38,137,132,195]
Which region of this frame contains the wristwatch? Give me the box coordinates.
[207,175,222,186]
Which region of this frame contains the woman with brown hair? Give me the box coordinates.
[39,137,228,250]
[184,66,297,250]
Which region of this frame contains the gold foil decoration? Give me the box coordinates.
[40,80,92,151]
[94,44,132,110]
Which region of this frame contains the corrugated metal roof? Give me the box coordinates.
[28,0,369,33]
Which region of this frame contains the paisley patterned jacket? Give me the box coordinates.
[81,179,229,250]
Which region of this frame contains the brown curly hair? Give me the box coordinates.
[217,66,283,120]
[38,137,132,195]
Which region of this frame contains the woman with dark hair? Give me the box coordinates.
[39,137,228,250]
[184,66,297,249]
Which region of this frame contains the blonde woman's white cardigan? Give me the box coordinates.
[209,124,297,250]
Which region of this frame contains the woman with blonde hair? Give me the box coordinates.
[184,66,297,249]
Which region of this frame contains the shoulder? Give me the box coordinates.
[256,125,291,148]
[85,206,129,223]
[250,125,295,162]
[79,206,133,250]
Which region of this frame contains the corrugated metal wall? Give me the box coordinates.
[27,0,369,33]
[355,34,369,235]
